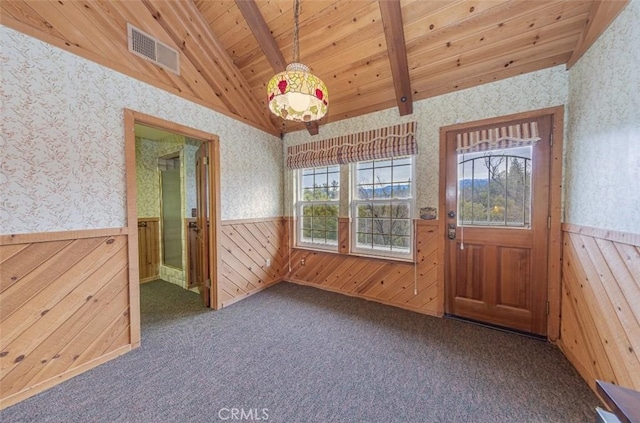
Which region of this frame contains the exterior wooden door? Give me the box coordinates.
[195,143,211,308]
[444,114,552,335]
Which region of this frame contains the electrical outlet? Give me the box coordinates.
[301,258,306,266]
[265,258,270,267]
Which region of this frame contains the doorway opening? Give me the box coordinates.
[124,110,221,348]
[439,106,564,339]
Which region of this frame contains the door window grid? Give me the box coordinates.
[457,146,532,228]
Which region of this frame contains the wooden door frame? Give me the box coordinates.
[124,109,222,348]
[438,105,564,341]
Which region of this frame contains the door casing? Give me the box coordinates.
[438,106,564,341]
[124,109,222,348]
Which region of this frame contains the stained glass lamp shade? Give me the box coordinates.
[267,62,328,122]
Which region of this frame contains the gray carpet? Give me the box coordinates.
[2,281,599,423]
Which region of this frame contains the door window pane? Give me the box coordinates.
[458,146,532,228]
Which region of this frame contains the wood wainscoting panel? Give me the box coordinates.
[558,224,640,392]
[0,230,131,409]
[138,217,159,283]
[218,217,287,307]
[286,221,442,316]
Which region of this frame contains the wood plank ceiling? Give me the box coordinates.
[1,0,628,136]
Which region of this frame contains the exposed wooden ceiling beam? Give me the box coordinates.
[235,0,286,72]
[235,0,320,136]
[379,0,413,116]
[566,0,629,69]
[141,0,277,134]
[305,121,319,136]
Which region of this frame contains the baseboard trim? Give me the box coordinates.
[0,344,132,410]
[221,279,283,308]
[283,278,442,318]
[140,276,159,284]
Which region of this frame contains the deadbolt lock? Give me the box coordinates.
[448,223,456,240]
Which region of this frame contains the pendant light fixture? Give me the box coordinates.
[267,0,328,122]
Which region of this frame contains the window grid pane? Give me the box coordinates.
[298,166,340,248]
[457,147,532,228]
[354,155,413,256]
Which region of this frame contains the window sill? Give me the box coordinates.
[349,251,416,264]
[294,245,339,254]
[292,246,416,264]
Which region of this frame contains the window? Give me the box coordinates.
[297,165,340,249]
[352,156,414,258]
[458,146,532,228]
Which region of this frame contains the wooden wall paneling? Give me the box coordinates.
[0,240,73,295]
[559,225,640,392]
[138,218,159,283]
[561,233,621,387]
[0,232,131,409]
[1,271,129,396]
[254,221,288,270]
[338,217,350,255]
[285,221,442,316]
[1,236,128,350]
[568,233,637,387]
[218,218,286,308]
[592,237,640,360]
[559,278,602,384]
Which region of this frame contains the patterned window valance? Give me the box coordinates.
[457,121,541,153]
[286,121,417,169]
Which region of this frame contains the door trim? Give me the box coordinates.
[439,105,564,341]
[124,109,222,348]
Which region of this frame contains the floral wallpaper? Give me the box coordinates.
[284,66,568,216]
[566,1,640,234]
[0,25,283,234]
[136,135,199,218]
[135,137,161,218]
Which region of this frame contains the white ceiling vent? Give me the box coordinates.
[127,23,179,75]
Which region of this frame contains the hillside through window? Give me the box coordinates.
[352,156,414,258]
[457,146,532,228]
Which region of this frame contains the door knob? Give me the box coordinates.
[448,211,456,218]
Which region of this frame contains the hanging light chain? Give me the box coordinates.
[292,0,300,63]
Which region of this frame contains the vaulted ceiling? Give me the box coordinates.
[0,0,629,137]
